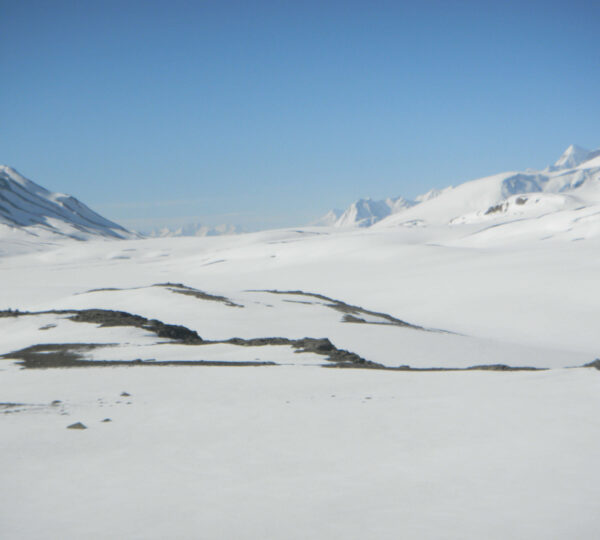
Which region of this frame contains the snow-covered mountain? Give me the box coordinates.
[145,223,240,238]
[0,166,132,241]
[552,144,600,170]
[310,209,343,226]
[376,145,600,234]
[318,145,600,236]
[318,196,415,228]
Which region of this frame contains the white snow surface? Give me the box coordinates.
[2,147,600,539]
[2,365,598,540]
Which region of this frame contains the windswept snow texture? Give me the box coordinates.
[0,166,132,243]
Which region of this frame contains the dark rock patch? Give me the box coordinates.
[2,340,282,368]
[582,359,600,370]
[325,363,543,372]
[220,335,378,367]
[342,314,368,324]
[225,337,291,347]
[0,308,203,343]
[85,287,122,293]
[466,364,540,371]
[0,306,542,373]
[67,422,87,430]
[82,283,242,308]
[2,343,106,368]
[1,342,278,369]
[252,289,425,330]
[0,308,25,318]
[0,402,26,409]
[68,309,202,342]
[39,324,57,330]
[295,338,376,366]
[485,203,506,215]
[155,283,244,308]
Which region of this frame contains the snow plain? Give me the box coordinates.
[1,219,599,539]
[3,365,598,540]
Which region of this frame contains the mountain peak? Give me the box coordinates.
[554,144,592,169]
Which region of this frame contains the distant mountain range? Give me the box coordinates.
[317,144,600,229]
[312,197,415,227]
[145,223,241,238]
[2,144,599,248]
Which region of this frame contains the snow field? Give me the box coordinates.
[1,365,598,540]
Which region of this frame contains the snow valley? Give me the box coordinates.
[1,145,599,540]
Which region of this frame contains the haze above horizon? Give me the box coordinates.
[2,0,599,231]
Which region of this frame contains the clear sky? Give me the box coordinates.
[2,0,599,231]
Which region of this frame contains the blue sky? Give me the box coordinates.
[2,0,599,231]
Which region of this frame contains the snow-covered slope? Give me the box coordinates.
[375,145,600,240]
[0,166,132,242]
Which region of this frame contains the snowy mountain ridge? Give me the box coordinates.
[0,165,132,241]
[319,144,600,229]
[378,145,600,233]
[3,143,600,249]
